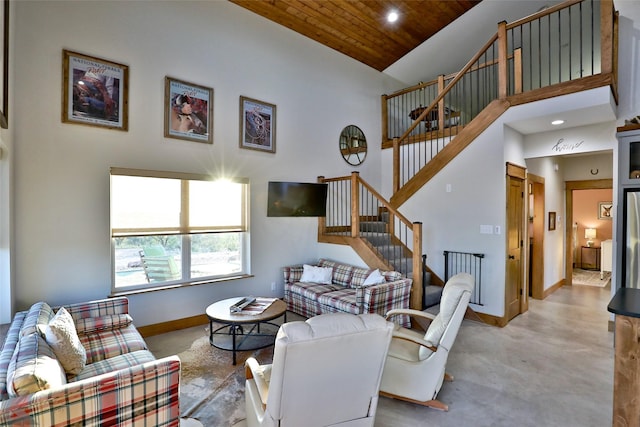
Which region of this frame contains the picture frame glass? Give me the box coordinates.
[165,77,213,144]
[62,50,128,130]
[240,96,276,153]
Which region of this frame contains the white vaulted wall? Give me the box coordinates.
[9,1,403,326]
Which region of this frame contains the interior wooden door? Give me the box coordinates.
[529,176,545,299]
[506,165,525,321]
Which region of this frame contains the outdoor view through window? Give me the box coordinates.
[110,169,248,290]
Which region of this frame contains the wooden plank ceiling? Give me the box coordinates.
[229,0,482,72]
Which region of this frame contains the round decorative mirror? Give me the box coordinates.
[339,125,367,166]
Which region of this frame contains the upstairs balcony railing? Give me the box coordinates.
[382,0,617,196]
[318,172,423,310]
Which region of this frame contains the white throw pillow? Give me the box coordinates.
[43,307,87,375]
[300,264,333,284]
[362,269,386,286]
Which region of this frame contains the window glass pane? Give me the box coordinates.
[112,176,181,232]
[191,233,242,278]
[189,181,244,230]
[114,236,182,288]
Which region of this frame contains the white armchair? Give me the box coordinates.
[379,272,474,411]
[243,313,394,427]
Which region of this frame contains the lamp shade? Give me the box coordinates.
[585,228,597,239]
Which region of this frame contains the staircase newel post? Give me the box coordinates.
[497,20,508,100]
[318,176,326,239]
[381,94,389,145]
[412,222,423,311]
[393,137,400,194]
[437,75,445,131]
[351,172,359,238]
[600,0,613,76]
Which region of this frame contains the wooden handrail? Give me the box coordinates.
[393,32,499,143]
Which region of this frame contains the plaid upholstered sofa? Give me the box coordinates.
[283,259,412,328]
[0,297,181,426]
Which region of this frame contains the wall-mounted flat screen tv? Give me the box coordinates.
[267,181,328,217]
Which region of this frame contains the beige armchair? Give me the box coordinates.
[243,313,394,427]
[379,272,474,411]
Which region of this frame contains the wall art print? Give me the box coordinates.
[239,96,276,153]
[598,201,613,220]
[62,50,128,131]
[165,77,213,144]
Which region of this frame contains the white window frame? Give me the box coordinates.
[110,167,250,293]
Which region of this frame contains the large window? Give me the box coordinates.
[110,168,249,292]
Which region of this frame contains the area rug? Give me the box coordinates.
[178,334,273,426]
[573,268,611,287]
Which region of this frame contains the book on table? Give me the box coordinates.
[230,297,277,315]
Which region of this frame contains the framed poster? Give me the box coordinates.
[598,201,613,220]
[62,49,129,131]
[239,96,276,153]
[164,77,213,144]
[0,0,8,129]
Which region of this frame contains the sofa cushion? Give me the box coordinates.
[363,269,386,286]
[350,267,374,288]
[283,265,305,283]
[19,301,54,338]
[7,333,67,397]
[300,264,333,284]
[0,311,27,400]
[70,350,157,381]
[79,323,148,364]
[318,289,359,315]
[75,313,133,335]
[285,282,343,318]
[41,307,87,375]
[318,259,354,287]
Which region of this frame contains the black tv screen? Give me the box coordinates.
[267,182,328,217]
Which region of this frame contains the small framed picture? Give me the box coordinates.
[239,96,276,153]
[548,211,556,231]
[62,49,128,130]
[164,77,213,144]
[598,201,613,220]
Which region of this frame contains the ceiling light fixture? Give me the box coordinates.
[387,10,399,23]
[551,119,565,125]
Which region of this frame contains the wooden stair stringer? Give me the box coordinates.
[390,98,511,208]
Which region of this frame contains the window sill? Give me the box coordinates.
[110,274,254,297]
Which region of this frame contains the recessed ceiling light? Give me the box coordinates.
[551,119,565,125]
[387,10,399,23]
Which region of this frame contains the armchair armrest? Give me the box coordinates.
[386,308,436,322]
[245,357,271,407]
[0,356,181,426]
[391,328,438,353]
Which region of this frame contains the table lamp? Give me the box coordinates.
[585,228,596,247]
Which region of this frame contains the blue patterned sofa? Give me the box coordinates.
[0,297,181,426]
[283,259,412,328]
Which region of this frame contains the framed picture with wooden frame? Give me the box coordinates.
[164,77,213,144]
[62,49,129,131]
[548,211,556,231]
[0,0,9,129]
[239,96,276,153]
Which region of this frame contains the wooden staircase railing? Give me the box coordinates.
[383,0,617,207]
[318,172,423,310]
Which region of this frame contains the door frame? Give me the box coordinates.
[564,179,613,284]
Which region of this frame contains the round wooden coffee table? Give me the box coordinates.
[206,297,287,365]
